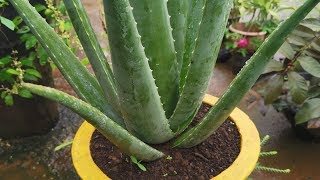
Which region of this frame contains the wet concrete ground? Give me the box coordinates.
[1,0,320,179]
[0,106,81,179]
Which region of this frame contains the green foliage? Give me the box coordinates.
[0,15,15,30]
[298,56,320,78]
[259,18,320,125]
[262,74,284,104]
[8,0,320,162]
[295,98,320,124]
[237,0,281,31]
[225,0,280,57]
[130,156,147,172]
[224,29,250,57]
[0,0,76,106]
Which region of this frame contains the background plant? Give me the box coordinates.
[237,0,281,33]
[224,0,280,57]
[259,17,320,126]
[0,0,76,106]
[7,0,320,162]
[224,29,263,57]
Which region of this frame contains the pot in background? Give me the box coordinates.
[229,22,267,52]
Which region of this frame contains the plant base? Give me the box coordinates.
[72,95,260,179]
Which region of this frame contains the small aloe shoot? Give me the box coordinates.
[8,0,320,162]
[130,156,147,172]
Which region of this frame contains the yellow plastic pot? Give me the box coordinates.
[72,94,260,180]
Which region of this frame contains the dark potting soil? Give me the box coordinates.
[90,104,241,179]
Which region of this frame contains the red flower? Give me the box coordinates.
[237,38,248,48]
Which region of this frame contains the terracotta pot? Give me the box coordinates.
[229,22,267,52]
[72,94,261,180]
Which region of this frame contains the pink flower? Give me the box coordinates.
[237,38,248,48]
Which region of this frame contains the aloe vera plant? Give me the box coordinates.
[8,0,319,161]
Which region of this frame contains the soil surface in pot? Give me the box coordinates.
[90,104,241,179]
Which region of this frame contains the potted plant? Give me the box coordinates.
[0,0,62,138]
[258,18,320,139]
[225,0,281,74]
[230,0,281,48]
[8,0,319,179]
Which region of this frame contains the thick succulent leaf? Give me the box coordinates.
[179,0,207,91]
[174,0,320,148]
[22,83,164,162]
[278,41,295,60]
[262,74,284,104]
[103,0,174,143]
[169,0,232,133]
[9,0,124,126]
[298,56,320,78]
[129,0,179,117]
[295,98,320,124]
[63,0,121,112]
[168,0,189,74]
[288,71,308,104]
[263,60,284,74]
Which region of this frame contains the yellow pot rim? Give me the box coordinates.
[72,94,260,180]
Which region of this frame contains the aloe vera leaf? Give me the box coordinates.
[129,0,179,117]
[174,0,320,148]
[179,0,207,91]
[63,0,121,112]
[167,0,189,74]
[22,83,164,162]
[103,0,174,143]
[9,0,124,126]
[169,0,232,133]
